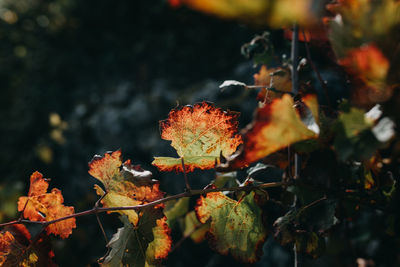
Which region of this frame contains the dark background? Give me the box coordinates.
[0,0,389,266]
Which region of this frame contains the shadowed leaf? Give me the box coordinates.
[195,190,267,263]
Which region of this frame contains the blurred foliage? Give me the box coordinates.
[1,0,400,266]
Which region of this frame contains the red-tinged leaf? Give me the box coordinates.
[284,26,329,43]
[339,44,389,84]
[89,150,165,226]
[338,44,392,107]
[0,224,56,266]
[229,94,319,169]
[17,172,76,239]
[195,190,267,263]
[152,102,242,172]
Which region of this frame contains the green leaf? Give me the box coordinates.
[195,190,267,263]
[182,211,210,243]
[102,208,171,267]
[164,197,190,227]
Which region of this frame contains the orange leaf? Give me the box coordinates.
[17,171,76,239]
[253,65,292,102]
[230,94,319,169]
[89,150,165,226]
[339,44,389,84]
[152,102,242,172]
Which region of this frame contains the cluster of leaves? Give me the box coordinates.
[1,0,400,266]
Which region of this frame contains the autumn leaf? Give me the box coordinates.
[101,209,172,267]
[0,224,56,267]
[89,150,164,226]
[17,171,76,239]
[338,44,392,106]
[89,151,172,265]
[195,190,267,263]
[229,94,319,169]
[253,65,292,102]
[168,0,315,27]
[152,102,242,172]
[182,211,209,243]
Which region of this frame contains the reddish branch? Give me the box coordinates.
[0,181,287,228]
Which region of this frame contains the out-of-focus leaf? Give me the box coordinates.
[213,172,239,188]
[333,105,395,161]
[195,190,267,263]
[182,211,209,243]
[169,0,315,28]
[17,172,76,238]
[152,102,242,172]
[165,197,189,227]
[253,65,292,102]
[229,94,319,169]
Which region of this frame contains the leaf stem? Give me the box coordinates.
[181,157,191,191]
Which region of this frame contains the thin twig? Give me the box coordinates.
[246,85,294,96]
[301,29,331,107]
[181,157,191,191]
[95,192,109,244]
[291,23,301,267]
[0,182,288,228]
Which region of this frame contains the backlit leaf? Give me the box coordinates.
[17,172,76,238]
[230,94,319,169]
[89,150,164,226]
[152,102,242,172]
[195,190,267,263]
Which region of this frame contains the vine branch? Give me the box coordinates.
[0,181,287,229]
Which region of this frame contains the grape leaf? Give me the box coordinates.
[89,150,164,226]
[195,190,267,263]
[253,65,292,101]
[164,197,189,228]
[101,208,171,267]
[168,0,314,27]
[182,211,209,243]
[152,102,242,172]
[17,171,76,238]
[0,224,56,267]
[230,94,319,169]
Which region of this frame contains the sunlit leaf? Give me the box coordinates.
[17,172,76,238]
[230,94,319,169]
[89,150,164,226]
[152,102,242,172]
[195,190,267,263]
